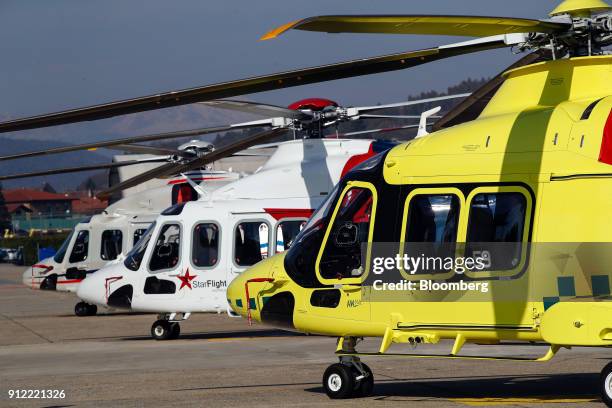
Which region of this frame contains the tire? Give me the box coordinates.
[151,320,172,340]
[355,363,374,397]
[74,302,89,317]
[600,362,612,407]
[169,322,181,340]
[323,363,355,399]
[86,304,98,316]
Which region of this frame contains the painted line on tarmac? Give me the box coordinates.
[450,396,599,406]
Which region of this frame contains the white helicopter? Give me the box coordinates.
[74,94,465,339]
[76,138,390,339]
[3,128,276,316]
[21,169,236,316]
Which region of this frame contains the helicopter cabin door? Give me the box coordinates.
[230,215,272,276]
[311,181,377,322]
[63,226,92,282]
[141,222,186,301]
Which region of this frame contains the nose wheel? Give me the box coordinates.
[151,319,180,340]
[323,360,373,399]
[74,301,97,316]
[323,337,374,399]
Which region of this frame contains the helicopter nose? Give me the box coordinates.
[227,256,276,322]
[76,270,109,307]
[22,266,35,288]
[227,254,295,329]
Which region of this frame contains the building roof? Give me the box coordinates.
[3,188,72,204]
[70,195,108,214]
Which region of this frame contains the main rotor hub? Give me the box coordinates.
[287,98,338,111]
[287,98,342,139]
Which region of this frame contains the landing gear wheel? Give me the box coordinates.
[86,304,97,316]
[169,322,181,340]
[323,363,355,399]
[355,363,374,397]
[151,319,173,340]
[74,301,89,317]
[600,362,612,407]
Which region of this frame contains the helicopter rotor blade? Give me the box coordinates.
[97,127,288,199]
[199,100,310,120]
[0,158,170,181]
[261,15,570,40]
[0,121,271,162]
[358,114,440,120]
[0,36,516,135]
[333,123,422,138]
[105,144,187,157]
[349,93,471,113]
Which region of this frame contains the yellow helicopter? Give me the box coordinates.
[226,0,612,402]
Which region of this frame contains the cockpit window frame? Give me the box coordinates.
[147,221,183,274]
[315,180,378,286]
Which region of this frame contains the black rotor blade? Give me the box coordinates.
[108,144,186,157]
[0,158,169,181]
[0,38,510,134]
[97,127,288,199]
[432,48,552,131]
[0,124,259,162]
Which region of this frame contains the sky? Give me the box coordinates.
[0,0,562,123]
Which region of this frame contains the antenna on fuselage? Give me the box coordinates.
[180,173,210,201]
[416,106,442,138]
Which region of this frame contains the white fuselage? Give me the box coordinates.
[22,170,238,292]
[76,138,379,314]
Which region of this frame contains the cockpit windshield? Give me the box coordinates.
[124,222,156,271]
[53,230,74,263]
[292,183,342,245]
[284,149,389,288]
[284,183,343,287]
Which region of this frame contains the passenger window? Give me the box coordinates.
[319,187,373,279]
[404,194,460,270]
[275,220,306,253]
[234,222,269,266]
[69,230,89,263]
[405,195,460,243]
[466,193,527,271]
[101,230,123,261]
[149,224,181,272]
[133,229,147,246]
[192,223,219,268]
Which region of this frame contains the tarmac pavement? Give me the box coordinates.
[0,264,610,407]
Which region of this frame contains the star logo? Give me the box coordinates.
[177,268,197,290]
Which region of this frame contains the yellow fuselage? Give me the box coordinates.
[228,56,612,349]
